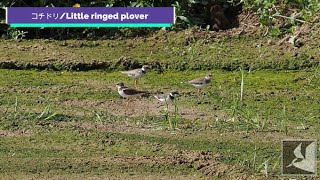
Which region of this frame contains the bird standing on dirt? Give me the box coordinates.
[186,73,213,93]
[120,65,151,86]
[154,91,179,104]
[116,82,147,106]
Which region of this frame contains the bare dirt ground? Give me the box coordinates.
[0,129,33,137]
[62,98,225,120]
[110,151,252,179]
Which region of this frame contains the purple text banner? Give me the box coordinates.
[6,7,175,24]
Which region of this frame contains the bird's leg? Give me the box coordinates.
[202,89,206,101]
[130,98,135,115]
[134,79,137,87]
[123,99,130,116]
[126,99,129,107]
[201,90,204,100]
[156,104,162,108]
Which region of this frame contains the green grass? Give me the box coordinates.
[0,30,319,71]
[1,69,318,125]
[0,67,319,178]
[0,30,319,178]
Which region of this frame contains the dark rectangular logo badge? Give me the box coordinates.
[282,139,317,176]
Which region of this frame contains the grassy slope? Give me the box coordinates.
[0,29,319,70]
[0,69,319,178]
[0,30,319,179]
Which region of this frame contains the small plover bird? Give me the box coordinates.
[120,65,150,86]
[186,73,212,93]
[154,91,179,104]
[116,82,146,99]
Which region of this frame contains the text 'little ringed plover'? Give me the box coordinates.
[120,65,151,86]
[116,82,146,99]
[154,91,179,104]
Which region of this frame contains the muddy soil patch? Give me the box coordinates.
[111,150,254,179]
[62,98,226,120]
[0,129,32,137]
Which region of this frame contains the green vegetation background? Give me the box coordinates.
[1,0,319,39]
